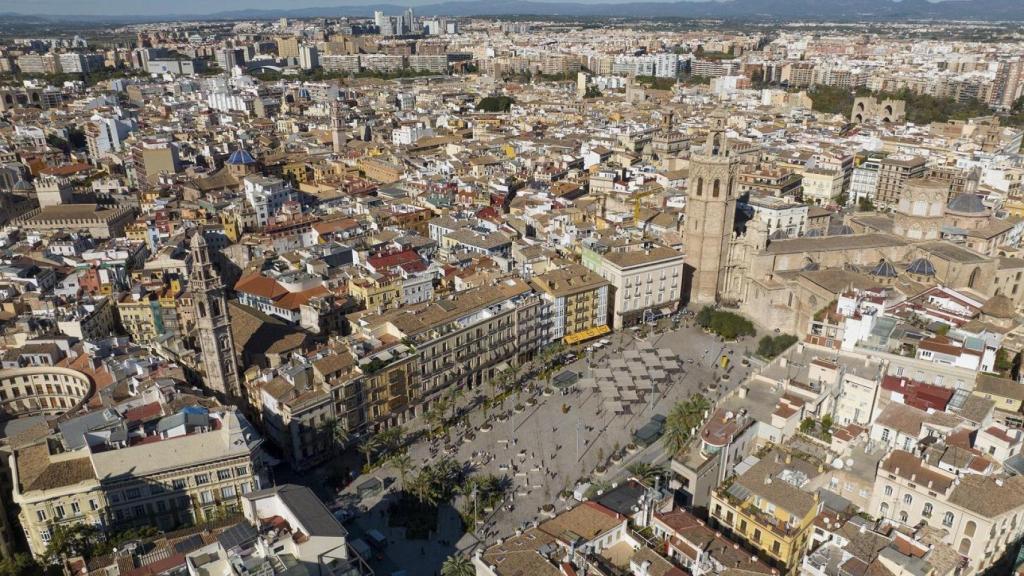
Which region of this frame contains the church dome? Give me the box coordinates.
[947,193,987,214]
[906,258,936,277]
[770,229,790,240]
[804,228,824,238]
[828,224,854,236]
[870,260,898,278]
[12,178,32,192]
[226,149,256,165]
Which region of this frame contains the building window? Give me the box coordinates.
[943,512,955,527]
[195,473,210,485]
[903,494,913,505]
[36,510,47,522]
[172,478,187,490]
[55,505,65,519]
[884,485,893,496]
[40,529,51,543]
[881,428,891,442]
[221,486,236,499]
[217,469,232,481]
[200,491,214,505]
[71,502,80,515]
[923,503,933,517]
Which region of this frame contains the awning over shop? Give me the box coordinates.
[563,324,611,345]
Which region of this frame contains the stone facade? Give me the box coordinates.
[685,110,739,305]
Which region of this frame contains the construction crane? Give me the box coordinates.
[632,184,659,227]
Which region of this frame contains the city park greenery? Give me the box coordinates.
[808,85,998,125]
[695,306,756,340]
[476,95,515,112]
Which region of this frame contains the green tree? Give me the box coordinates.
[821,414,834,434]
[858,197,876,212]
[359,434,384,468]
[696,306,715,329]
[799,418,815,434]
[45,523,103,562]
[808,85,855,116]
[441,554,475,576]
[627,462,666,484]
[664,394,711,454]
[0,553,46,576]
[477,96,514,112]
[390,452,413,490]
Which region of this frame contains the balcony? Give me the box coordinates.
[742,504,800,538]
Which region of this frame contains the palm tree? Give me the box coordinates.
[425,400,448,439]
[411,467,440,507]
[331,419,351,453]
[379,426,405,458]
[390,452,413,490]
[664,403,693,455]
[441,554,474,576]
[359,434,383,468]
[627,462,666,485]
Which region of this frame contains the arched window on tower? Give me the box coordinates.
[198,302,206,318]
[696,177,703,197]
[712,133,722,155]
[713,179,721,198]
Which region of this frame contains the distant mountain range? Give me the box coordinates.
[3,0,1024,23]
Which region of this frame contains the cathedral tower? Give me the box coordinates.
[330,99,346,154]
[685,110,739,305]
[189,231,241,399]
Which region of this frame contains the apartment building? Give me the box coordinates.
[582,243,685,329]
[869,449,1024,575]
[672,408,757,509]
[115,282,187,344]
[529,263,610,345]
[352,278,547,409]
[874,155,926,208]
[709,450,823,574]
[243,175,295,228]
[12,408,266,557]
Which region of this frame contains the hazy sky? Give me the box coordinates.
[3,0,676,17]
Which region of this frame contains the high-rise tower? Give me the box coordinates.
[189,231,240,399]
[685,110,738,305]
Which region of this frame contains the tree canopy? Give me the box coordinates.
[477,96,514,112]
[757,334,798,359]
[696,306,756,340]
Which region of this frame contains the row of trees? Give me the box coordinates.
[695,306,756,340]
[757,334,799,359]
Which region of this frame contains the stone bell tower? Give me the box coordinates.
[685,110,739,305]
[189,231,241,400]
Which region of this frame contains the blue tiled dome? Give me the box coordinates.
[226,149,256,165]
[870,260,898,278]
[907,258,936,276]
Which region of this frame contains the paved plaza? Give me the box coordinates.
[330,321,755,576]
